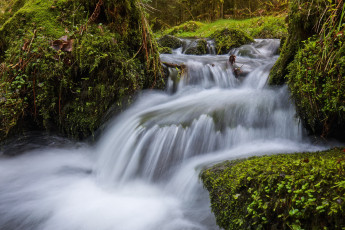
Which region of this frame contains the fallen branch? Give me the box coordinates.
[162,62,186,69]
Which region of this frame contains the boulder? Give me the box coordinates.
[210,28,254,54]
[157,35,182,49]
[184,39,207,55]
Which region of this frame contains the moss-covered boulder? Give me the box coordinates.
[158,46,172,54]
[210,28,254,54]
[167,20,205,36]
[268,0,345,139]
[268,0,335,85]
[287,34,345,139]
[184,39,207,55]
[201,148,345,230]
[157,35,182,49]
[0,0,164,141]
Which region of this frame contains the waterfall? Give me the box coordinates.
[0,39,326,230]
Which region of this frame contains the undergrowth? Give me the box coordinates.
[0,0,164,141]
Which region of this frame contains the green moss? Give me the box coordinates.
[268,0,334,85]
[157,16,287,40]
[286,35,345,139]
[0,0,164,141]
[157,35,182,49]
[184,39,207,55]
[201,148,345,230]
[269,0,345,139]
[165,20,205,35]
[210,28,254,54]
[158,46,172,54]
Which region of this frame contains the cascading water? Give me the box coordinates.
[0,39,326,230]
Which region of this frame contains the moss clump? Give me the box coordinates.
[157,35,182,49]
[210,28,254,54]
[158,46,172,54]
[268,0,334,85]
[201,148,345,230]
[157,16,287,40]
[184,39,207,55]
[269,0,345,139]
[166,20,205,35]
[0,0,164,141]
[286,34,345,139]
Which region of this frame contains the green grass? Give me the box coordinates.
[158,16,288,39]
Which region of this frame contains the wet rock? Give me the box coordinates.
[158,46,172,54]
[157,35,183,49]
[184,39,207,55]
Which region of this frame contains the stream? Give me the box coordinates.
[0,39,327,230]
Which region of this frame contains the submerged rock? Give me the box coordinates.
[0,0,164,141]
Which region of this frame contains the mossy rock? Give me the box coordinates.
[210,28,254,54]
[201,147,345,230]
[268,0,333,85]
[184,39,207,55]
[0,0,164,141]
[157,35,182,49]
[158,46,172,54]
[286,35,345,140]
[269,0,345,139]
[167,20,204,35]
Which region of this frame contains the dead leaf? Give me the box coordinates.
[51,36,74,52]
[22,39,29,51]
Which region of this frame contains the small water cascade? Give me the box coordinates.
[0,39,326,230]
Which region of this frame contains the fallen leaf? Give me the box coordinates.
[51,36,74,52]
[22,39,29,51]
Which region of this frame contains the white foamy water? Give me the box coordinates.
[0,39,327,230]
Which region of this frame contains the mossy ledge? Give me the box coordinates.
[268,0,345,140]
[268,0,342,85]
[0,0,164,141]
[201,148,345,230]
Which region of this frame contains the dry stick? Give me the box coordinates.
[80,0,103,34]
[162,62,186,69]
[26,29,37,54]
[87,0,103,24]
[59,86,61,117]
[141,15,149,66]
[33,75,37,117]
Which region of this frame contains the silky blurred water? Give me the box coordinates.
[0,39,326,230]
